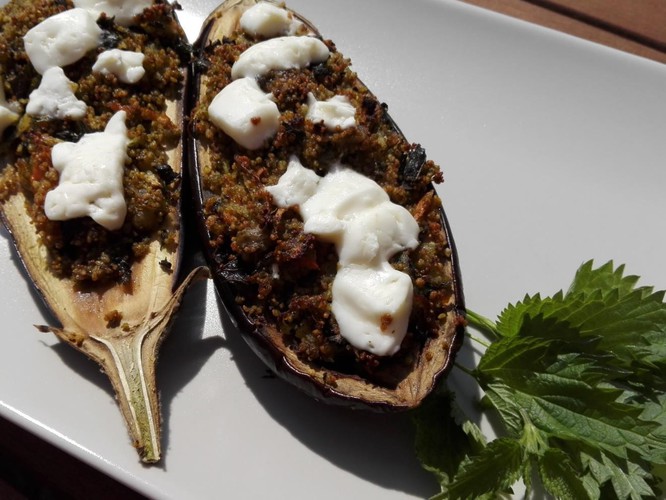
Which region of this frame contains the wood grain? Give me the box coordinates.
[461,0,666,63]
[535,0,666,49]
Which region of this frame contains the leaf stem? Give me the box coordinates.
[467,333,491,349]
[454,361,476,378]
[466,309,501,340]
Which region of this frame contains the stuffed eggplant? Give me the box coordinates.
[189,0,465,410]
[0,0,204,462]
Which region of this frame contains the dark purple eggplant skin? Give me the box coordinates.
[185,7,466,411]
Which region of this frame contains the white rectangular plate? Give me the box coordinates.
[1,0,665,498]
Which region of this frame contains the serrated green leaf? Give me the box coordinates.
[480,384,524,436]
[482,358,666,464]
[603,454,654,500]
[413,391,486,491]
[539,447,598,500]
[568,260,641,299]
[436,438,523,500]
[579,446,658,500]
[416,260,666,500]
[582,448,614,485]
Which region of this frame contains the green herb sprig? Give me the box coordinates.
[415,261,666,499]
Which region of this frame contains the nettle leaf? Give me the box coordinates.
[413,391,487,490]
[479,317,594,378]
[539,447,599,500]
[481,318,666,460]
[477,262,666,496]
[477,333,561,384]
[600,455,654,500]
[479,380,665,497]
[416,261,666,499]
[480,383,524,436]
[641,394,666,430]
[568,260,642,299]
[496,262,666,355]
[580,447,658,500]
[437,437,523,500]
[508,383,664,462]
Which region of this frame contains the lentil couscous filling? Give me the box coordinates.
[191,29,458,385]
[0,0,188,284]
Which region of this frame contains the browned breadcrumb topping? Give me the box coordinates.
[191,28,457,386]
[0,0,189,284]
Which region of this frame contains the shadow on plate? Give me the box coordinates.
[213,298,469,498]
[157,274,227,467]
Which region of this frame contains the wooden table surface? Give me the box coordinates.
[1,1,664,499]
[463,0,666,63]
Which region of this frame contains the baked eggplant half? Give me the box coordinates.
[189,0,465,410]
[0,0,205,462]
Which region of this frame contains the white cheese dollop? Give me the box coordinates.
[298,165,419,267]
[44,111,129,231]
[239,2,303,38]
[73,0,153,26]
[231,36,329,80]
[23,8,102,75]
[208,77,280,150]
[208,32,330,149]
[266,158,420,356]
[0,76,19,136]
[265,158,320,207]
[93,49,146,84]
[26,67,87,120]
[332,266,413,356]
[306,93,356,131]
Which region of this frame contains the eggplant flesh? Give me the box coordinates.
[189,0,465,410]
[0,1,205,462]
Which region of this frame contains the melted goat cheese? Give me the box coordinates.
[208,77,280,150]
[93,49,146,84]
[306,93,356,130]
[231,36,330,80]
[26,67,87,120]
[266,158,419,356]
[209,35,330,148]
[72,0,153,26]
[265,158,320,207]
[332,266,414,356]
[44,111,129,230]
[23,8,102,75]
[239,2,303,38]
